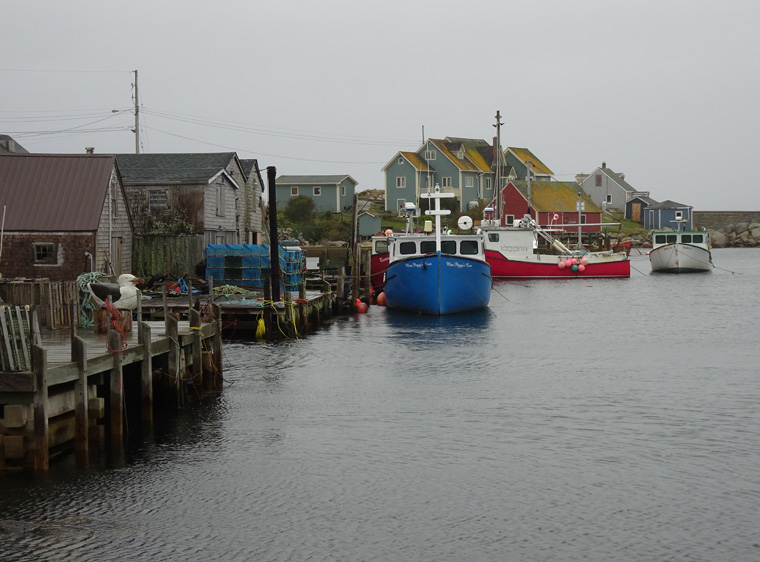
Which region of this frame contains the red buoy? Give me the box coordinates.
[377,292,386,306]
[357,302,368,313]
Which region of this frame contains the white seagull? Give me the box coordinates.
[87,273,141,310]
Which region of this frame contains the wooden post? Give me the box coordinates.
[189,308,204,393]
[138,321,153,423]
[108,327,124,439]
[337,267,345,314]
[264,276,272,342]
[33,344,49,470]
[211,302,223,389]
[73,335,89,460]
[166,313,181,407]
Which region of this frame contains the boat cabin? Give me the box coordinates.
[482,228,538,257]
[388,234,485,262]
[652,230,710,250]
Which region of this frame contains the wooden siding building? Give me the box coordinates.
[0,153,133,280]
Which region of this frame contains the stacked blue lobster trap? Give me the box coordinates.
[206,244,304,292]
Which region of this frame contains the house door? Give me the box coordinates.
[632,203,641,223]
[111,237,123,276]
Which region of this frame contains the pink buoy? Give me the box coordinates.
[564,259,573,268]
[557,261,566,269]
[581,257,589,266]
[570,258,578,265]
[578,264,586,272]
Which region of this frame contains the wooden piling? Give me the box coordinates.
[33,344,49,471]
[108,327,124,438]
[73,334,88,458]
[138,321,153,423]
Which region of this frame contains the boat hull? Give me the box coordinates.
[485,250,630,279]
[649,244,712,273]
[384,254,491,315]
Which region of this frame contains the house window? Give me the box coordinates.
[216,185,225,216]
[485,177,492,190]
[290,187,298,196]
[398,157,403,165]
[396,177,406,188]
[425,151,436,160]
[465,177,474,188]
[595,174,602,187]
[342,186,346,196]
[581,215,587,224]
[675,211,683,221]
[606,194,612,204]
[149,190,169,210]
[33,243,56,264]
[441,177,452,187]
[313,186,321,196]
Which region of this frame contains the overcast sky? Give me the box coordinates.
[2,0,758,210]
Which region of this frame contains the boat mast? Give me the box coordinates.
[525,160,532,223]
[493,110,503,223]
[422,184,453,254]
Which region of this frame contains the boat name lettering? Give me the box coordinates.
[501,245,530,253]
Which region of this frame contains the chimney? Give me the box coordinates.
[85,147,94,154]
[602,161,606,169]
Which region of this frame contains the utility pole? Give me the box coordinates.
[133,70,140,154]
[493,110,503,224]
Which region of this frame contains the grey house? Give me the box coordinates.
[116,152,251,246]
[276,175,357,213]
[0,153,133,280]
[579,163,647,213]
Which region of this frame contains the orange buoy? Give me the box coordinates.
[376,292,386,306]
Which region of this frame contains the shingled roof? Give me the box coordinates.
[0,153,119,231]
[511,180,601,213]
[116,152,238,185]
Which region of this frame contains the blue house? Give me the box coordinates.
[275,175,358,213]
[625,195,658,225]
[504,147,554,183]
[382,137,514,213]
[644,200,693,230]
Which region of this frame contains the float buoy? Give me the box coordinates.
[377,292,386,306]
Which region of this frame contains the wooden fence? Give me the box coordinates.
[132,234,206,280]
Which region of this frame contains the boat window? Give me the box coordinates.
[488,233,500,242]
[681,235,692,243]
[374,239,388,254]
[460,240,479,255]
[399,241,418,255]
[420,240,436,254]
[441,240,457,255]
[666,235,677,243]
[692,234,703,243]
[654,235,667,244]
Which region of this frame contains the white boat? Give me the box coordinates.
[649,229,713,273]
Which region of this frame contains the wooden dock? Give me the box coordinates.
[0,303,222,472]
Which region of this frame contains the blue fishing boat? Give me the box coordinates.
[383,185,492,315]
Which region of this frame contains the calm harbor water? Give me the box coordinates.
[2,248,759,561]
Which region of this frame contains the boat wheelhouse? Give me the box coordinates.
[649,230,713,273]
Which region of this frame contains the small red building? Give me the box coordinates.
[500,180,603,234]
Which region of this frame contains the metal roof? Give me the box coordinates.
[0,153,117,231]
[116,152,237,185]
